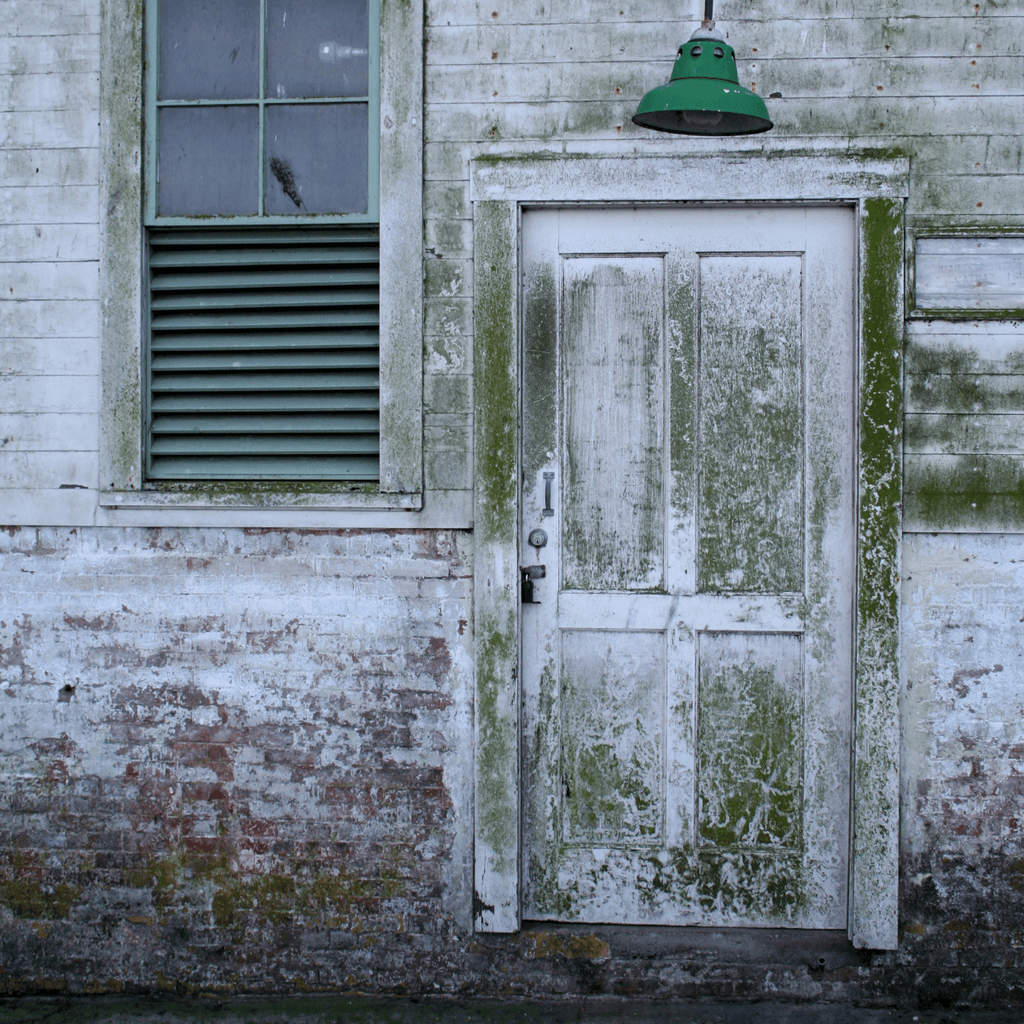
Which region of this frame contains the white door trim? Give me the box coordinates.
[471,151,909,949]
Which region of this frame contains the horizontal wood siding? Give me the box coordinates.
[905,321,1024,531]
[0,0,100,518]
[0,0,1022,519]
[420,1,1024,538]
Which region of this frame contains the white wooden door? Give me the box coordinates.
[520,206,856,927]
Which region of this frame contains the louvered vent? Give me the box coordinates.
[145,228,379,481]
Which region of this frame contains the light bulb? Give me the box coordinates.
[682,108,723,128]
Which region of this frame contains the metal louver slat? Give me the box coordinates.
[149,286,379,309]
[150,350,379,372]
[149,247,380,270]
[146,227,380,481]
[150,268,380,291]
[150,393,378,413]
[150,329,379,351]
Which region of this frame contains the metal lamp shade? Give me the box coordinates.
[633,36,772,136]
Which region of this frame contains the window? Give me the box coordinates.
[100,0,423,509]
[143,0,380,482]
[146,0,378,223]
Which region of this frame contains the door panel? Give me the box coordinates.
[521,206,855,928]
[697,254,804,593]
[562,257,665,592]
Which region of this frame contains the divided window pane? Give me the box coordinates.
[153,0,374,219]
[159,0,260,100]
[267,0,369,98]
[159,106,259,216]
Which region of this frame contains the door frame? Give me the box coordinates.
[471,151,909,949]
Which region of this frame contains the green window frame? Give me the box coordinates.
[99,0,424,513]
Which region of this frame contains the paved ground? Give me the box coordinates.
[0,998,1020,1024]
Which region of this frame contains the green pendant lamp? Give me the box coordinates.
[633,1,773,135]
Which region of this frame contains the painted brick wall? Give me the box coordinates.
[0,527,474,992]
[900,533,1024,1003]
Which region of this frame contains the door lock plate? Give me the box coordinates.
[520,564,546,604]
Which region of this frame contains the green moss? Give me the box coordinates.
[667,271,697,517]
[0,880,81,920]
[473,202,518,544]
[127,852,397,934]
[522,256,557,482]
[474,610,517,877]
[857,196,903,637]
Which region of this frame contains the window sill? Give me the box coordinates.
[99,485,422,512]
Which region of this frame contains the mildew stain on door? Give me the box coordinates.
[521,205,855,928]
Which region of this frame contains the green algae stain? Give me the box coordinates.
[473,202,517,545]
[475,608,518,877]
[125,852,397,936]
[698,635,803,851]
[0,880,81,920]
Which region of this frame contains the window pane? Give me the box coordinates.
[159,0,259,100]
[265,105,368,215]
[159,106,259,215]
[267,0,369,99]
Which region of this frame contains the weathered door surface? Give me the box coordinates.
[520,206,856,927]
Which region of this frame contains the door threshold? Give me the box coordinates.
[519,922,867,968]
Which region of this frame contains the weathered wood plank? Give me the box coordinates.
[0,224,99,263]
[425,19,1022,66]
[425,446,471,491]
[907,133,1018,175]
[0,374,100,415]
[424,258,473,300]
[0,336,99,376]
[423,373,471,416]
[0,185,99,224]
[0,300,99,339]
[425,216,473,258]
[0,487,98,526]
[424,180,471,220]
[562,256,665,592]
[4,262,99,301]
[424,415,472,448]
[427,56,1024,103]
[472,198,520,932]
[0,72,100,112]
[425,141,474,182]
[0,0,100,37]
[425,333,471,375]
[0,108,99,150]
[428,0,1024,26]
[0,147,99,187]
[905,452,1024,531]
[906,413,1024,455]
[906,372,1024,414]
[0,33,99,75]
[915,236,1024,308]
[0,413,99,452]
[906,322,1024,374]
[423,136,1020,182]
[698,254,803,594]
[0,449,96,490]
[425,96,1024,144]
[425,296,473,337]
[914,177,1024,219]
